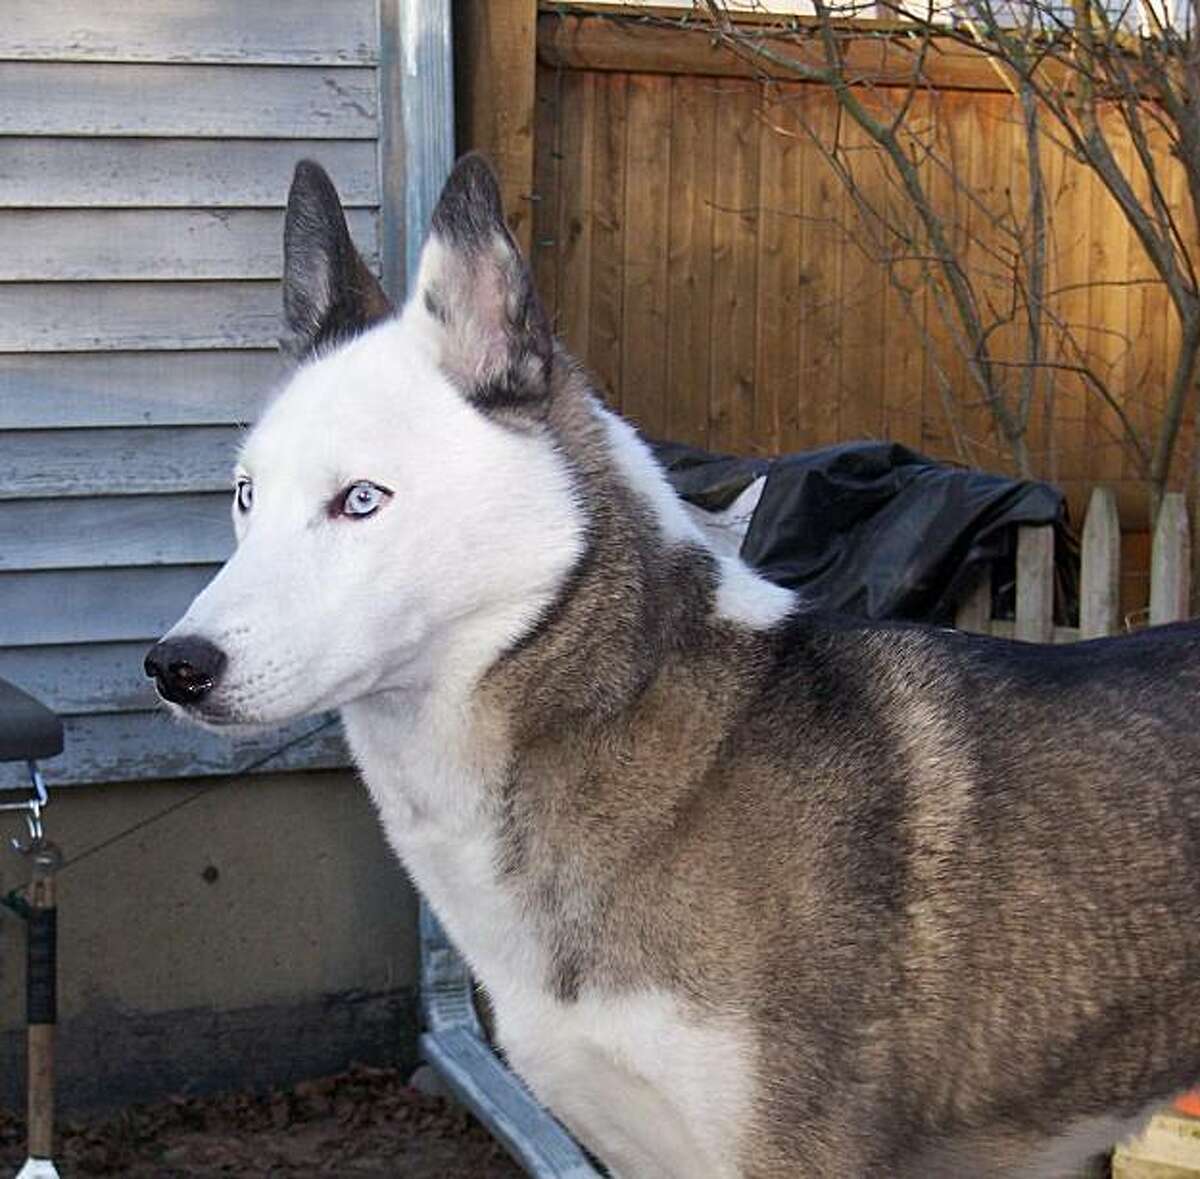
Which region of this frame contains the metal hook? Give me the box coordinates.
[12,804,43,855]
[3,761,49,854]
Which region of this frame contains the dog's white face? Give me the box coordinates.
[146,157,584,727]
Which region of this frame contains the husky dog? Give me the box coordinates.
[145,154,1200,1178]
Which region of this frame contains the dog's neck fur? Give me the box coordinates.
[340,351,783,1004]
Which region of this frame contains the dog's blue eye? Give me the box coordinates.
[341,481,391,519]
[235,479,253,512]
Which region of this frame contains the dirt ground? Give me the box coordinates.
[0,1064,526,1177]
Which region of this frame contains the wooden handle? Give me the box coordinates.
[26,845,58,1161]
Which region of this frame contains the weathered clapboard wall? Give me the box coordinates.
[0,1,402,786]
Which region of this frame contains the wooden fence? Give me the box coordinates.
[529,13,1193,527]
[456,4,1200,617]
[956,489,1192,639]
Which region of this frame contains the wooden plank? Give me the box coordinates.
[985,620,1081,644]
[796,86,843,448]
[754,88,802,458]
[0,566,220,647]
[0,138,379,209]
[0,351,283,429]
[0,282,280,352]
[455,0,538,254]
[554,69,596,362]
[587,72,629,408]
[919,90,971,462]
[955,565,993,633]
[709,78,761,454]
[0,426,239,499]
[1150,492,1190,625]
[881,91,930,453]
[0,710,347,789]
[531,63,562,333]
[0,642,159,715]
[1007,91,1051,476]
[836,111,887,444]
[1015,524,1055,643]
[537,14,1010,93]
[0,0,379,65]
[1079,486,1121,638]
[1047,111,1092,483]
[1113,1109,1200,1176]
[959,93,998,468]
[620,73,673,439]
[1122,119,1170,484]
[1084,111,1131,490]
[0,493,233,571]
[0,63,377,139]
[977,94,1021,474]
[0,208,378,282]
[665,75,717,449]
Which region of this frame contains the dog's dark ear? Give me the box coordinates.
[281,160,392,360]
[414,153,553,416]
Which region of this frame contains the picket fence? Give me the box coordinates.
[955,488,1193,640]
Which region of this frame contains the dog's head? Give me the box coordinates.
[144,155,585,726]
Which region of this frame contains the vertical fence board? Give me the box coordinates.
[1150,493,1190,625]
[961,94,1001,468]
[836,114,887,443]
[1122,121,1169,485]
[955,565,993,634]
[665,75,717,449]
[797,87,843,448]
[920,91,973,463]
[1049,114,1093,483]
[555,69,596,363]
[881,91,930,454]
[1016,525,1056,643]
[1085,111,1132,490]
[1080,486,1121,638]
[755,89,803,459]
[620,73,672,438]
[709,79,761,454]
[588,72,629,409]
[532,64,562,333]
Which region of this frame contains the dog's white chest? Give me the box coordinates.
[496,988,753,1179]
[390,829,752,1177]
[345,709,754,1178]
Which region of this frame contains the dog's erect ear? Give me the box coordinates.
[280,160,393,360]
[414,153,553,415]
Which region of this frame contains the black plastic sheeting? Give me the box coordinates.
[653,439,1079,625]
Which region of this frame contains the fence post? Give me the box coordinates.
[1150,492,1191,626]
[955,565,992,634]
[1015,525,1055,643]
[1080,487,1120,639]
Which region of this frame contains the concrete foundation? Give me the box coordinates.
[0,770,419,1112]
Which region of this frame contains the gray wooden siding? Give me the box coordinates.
[0,140,379,208]
[0,209,379,281]
[2,0,380,65]
[0,0,387,787]
[0,353,284,428]
[2,567,222,647]
[0,64,378,138]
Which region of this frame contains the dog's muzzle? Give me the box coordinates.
[144,636,227,706]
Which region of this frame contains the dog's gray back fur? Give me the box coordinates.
[488,361,1200,1172]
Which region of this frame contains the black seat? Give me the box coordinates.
[0,677,64,763]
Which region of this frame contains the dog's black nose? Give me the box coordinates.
[144,636,226,705]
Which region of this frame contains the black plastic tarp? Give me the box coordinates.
[652,439,1078,625]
